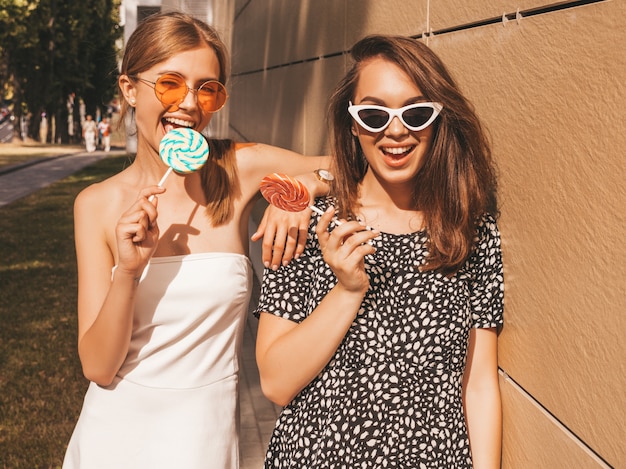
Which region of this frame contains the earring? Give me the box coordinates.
[129,98,136,106]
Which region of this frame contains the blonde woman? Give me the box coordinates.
[63,12,327,468]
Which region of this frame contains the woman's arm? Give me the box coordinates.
[256,285,363,406]
[240,143,330,183]
[75,184,164,386]
[251,167,330,268]
[256,208,378,406]
[240,143,331,267]
[462,327,502,468]
[251,169,329,269]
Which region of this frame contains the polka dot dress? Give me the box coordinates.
[255,198,504,468]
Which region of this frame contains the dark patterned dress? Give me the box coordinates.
[254,198,504,468]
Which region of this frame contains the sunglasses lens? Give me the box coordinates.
[197,81,228,112]
[402,106,436,128]
[154,74,187,108]
[357,109,390,130]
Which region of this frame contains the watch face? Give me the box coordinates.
[315,169,334,182]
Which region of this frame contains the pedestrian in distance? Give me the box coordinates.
[62,11,328,469]
[39,112,48,143]
[82,114,97,152]
[255,34,504,468]
[98,116,112,151]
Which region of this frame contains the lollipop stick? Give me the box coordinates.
[309,205,340,224]
[157,167,174,187]
[148,167,174,202]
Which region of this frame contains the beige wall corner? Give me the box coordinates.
[500,372,613,469]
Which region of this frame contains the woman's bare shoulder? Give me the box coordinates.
[74,170,136,218]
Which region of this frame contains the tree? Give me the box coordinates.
[0,0,121,143]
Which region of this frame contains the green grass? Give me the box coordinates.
[0,155,132,468]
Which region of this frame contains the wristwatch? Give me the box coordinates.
[313,169,334,184]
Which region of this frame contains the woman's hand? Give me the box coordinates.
[316,206,378,294]
[115,186,165,276]
[251,203,310,270]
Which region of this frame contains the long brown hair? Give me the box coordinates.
[328,35,498,275]
[119,11,237,225]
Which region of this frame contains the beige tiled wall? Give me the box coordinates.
[231,1,625,467]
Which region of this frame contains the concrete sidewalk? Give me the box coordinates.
[0,146,280,468]
[240,280,282,468]
[0,150,116,207]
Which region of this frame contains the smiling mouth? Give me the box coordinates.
[162,117,194,133]
[381,145,414,158]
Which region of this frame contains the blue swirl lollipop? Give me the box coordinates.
[157,128,209,187]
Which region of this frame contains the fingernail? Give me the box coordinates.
[272,265,279,271]
[263,261,270,268]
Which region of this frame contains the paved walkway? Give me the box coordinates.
[240,281,282,468]
[0,150,114,207]
[0,147,280,468]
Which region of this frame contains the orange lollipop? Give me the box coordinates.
[260,173,310,212]
[259,172,374,232]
